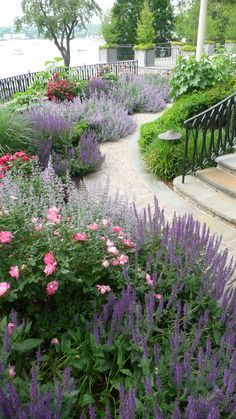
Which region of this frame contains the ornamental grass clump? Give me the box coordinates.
[0,167,235,417]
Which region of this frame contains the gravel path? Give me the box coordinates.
[84,111,236,260]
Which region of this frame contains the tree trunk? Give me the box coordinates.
[63,50,70,67]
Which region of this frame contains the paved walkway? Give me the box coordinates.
[84,111,236,260]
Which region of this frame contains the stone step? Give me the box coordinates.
[174,175,236,228]
[196,167,236,198]
[215,154,236,176]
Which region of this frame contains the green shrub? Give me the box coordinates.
[139,80,236,180]
[171,41,187,46]
[171,51,236,99]
[181,45,196,52]
[99,44,118,49]
[134,43,155,50]
[0,107,35,153]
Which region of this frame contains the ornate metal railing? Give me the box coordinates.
[182,92,236,183]
[0,60,138,102]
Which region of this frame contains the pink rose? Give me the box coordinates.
[154,293,162,300]
[9,266,20,280]
[9,365,16,378]
[102,259,109,268]
[118,254,129,265]
[47,207,61,224]
[44,252,55,265]
[107,246,119,255]
[106,239,114,247]
[53,229,60,236]
[47,280,59,296]
[123,238,136,248]
[102,219,109,227]
[51,338,59,345]
[0,231,12,243]
[96,284,111,295]
[44,262,57,276]
[146,273,153,286]
[0,282,10,297]
[35,223,43,231]
[74,232,88,241]
[99,236,106,241]
[112,226,122,233]
[87,223,99,230]
[7,322,16,336]
[112,258,120,266]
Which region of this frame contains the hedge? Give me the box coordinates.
[139,78,236,181]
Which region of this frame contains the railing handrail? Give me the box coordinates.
[182,91,236,183]
[0,60,138,83]
[184,91,236,125]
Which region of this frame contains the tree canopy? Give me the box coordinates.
[175,0,236,43]
[111,0,174,45]
[136,0,155,46]
[15,0,101,67]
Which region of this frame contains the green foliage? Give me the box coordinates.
[100,10,119,45]
[175,0,236,43]
[171,51,236,100]
[139,80,236,180]
[133,43,155,50]
[99,43,118,49]
[0,107,35,153]
[15,0,101,66]
[136,0,155,45]
[111,0,174,44]
[171,41,187,46]
[181,44,196,52]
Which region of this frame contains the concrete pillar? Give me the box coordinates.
[196,0,208,61]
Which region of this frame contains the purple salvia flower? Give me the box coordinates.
[144,377,153,395]
[207,406,220,419]
[172,400,181,419]
[105,402,112,419]
[88,405,96,419]
[174,362,182,387]
[3,327,11,353]
[10,310,19,327]
[29,368,38,401]
[141,335,148,359]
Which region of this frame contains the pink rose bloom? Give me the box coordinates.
[146,273,154,286]
[102,219,110,227]
[123,238,136,248]
[118,231,126,238]
[7,322,16,336]
[9,266,20,280]
[44,262,57,276]
[47,280,59,296]
[35,223,43,231]
[112,226,122,233]
[87,223,99,230]
[74,232,88,241]
[112,258,120,266]
[9,365,16,378]
[154,293,162,300]
[44,252,55,265]
[53,229,60,236]
[51,338,59,345]
[107,246,119,255]
[96,284,111,295]
[106,239,114,247]
[0,231,12,243]
[99,236,106,241]
[0,282,10,297]
[47,207,61,224]
[118,254,129,265]
[102,259,109,268]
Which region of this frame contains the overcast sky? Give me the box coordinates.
[0,0,116,26]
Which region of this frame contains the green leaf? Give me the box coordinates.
[12,338,44,352]
[80,394,95,407]
[120,368,133,378]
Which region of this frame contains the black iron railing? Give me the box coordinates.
[182,92,236,183]
[0,60,138,102]
[117,45,135,61]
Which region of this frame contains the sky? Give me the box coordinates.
[0,0,116,26]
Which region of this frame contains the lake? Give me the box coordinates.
[0,38,103,79]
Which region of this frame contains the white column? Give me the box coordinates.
[196,0,208,61]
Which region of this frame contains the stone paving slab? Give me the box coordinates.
[84,111,236,263]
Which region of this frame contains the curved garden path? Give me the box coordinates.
[84,111,236,260]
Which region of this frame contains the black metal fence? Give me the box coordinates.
[0,60,138,102]
[182,92,236,183]
[117,45,135,61]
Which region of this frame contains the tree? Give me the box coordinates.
[15,0,101,67]
[175,0,236,43]
[112,0,174,45]
[100,10,120,45]
[136,0,155,45]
